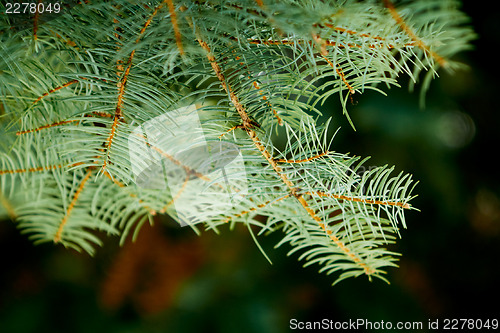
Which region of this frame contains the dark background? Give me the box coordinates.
[1,1,498,332]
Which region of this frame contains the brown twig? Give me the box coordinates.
[196,35,374,275]
[223,194,290,223]
[384,0,447,67]
[166,0,184,55]
[103,1,167,170]
[321,55,355,95]
[54,169,93,243]
[31,79,79,105]
[305,190,411,209]
[32,0,43,41]
[275,151,329,164]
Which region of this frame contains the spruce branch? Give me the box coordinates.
[0,0,474,283]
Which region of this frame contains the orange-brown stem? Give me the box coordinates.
[33,0,42,41]
[245,37,391,50]
[275,151,328,164]
[166,0,184,55]
[197,36,371,274]
[305,190,411,209]
[321,55,355,95]
[32,79,79,105]
[223,194,290,223]
[313,22,386,44]
[0,161,85,176]
[157,174,190,214]
[0,164,61,175]
[384,0,447,67]
[54,169,93,243]
[104,1,166,169]
[16,112,115,136]
[218,125,246,139]
[16,120,78,135]
[252,81,283,125]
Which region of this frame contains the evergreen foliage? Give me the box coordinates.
[0,0,474,283]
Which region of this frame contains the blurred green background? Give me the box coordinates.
[1,1,498,332]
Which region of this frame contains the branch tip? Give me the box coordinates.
[54,169,93,243]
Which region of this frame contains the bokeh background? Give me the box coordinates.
[1,1,498,332]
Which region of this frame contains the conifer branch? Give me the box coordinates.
[158,174,190,214]
[113,5,125,76]
[32,0,42,41]
[230,49,284,125]
[0,164,63,175]
[166,0,184,55]
[314,23,385,43]
[141,137,212,183]
[384,0,447,67]
[52,31,78,49]
[29,76,108,107]
[16,120,79,135]
[275,151,329,164]
[54,168,93,243]
[0,0,473,283]
[103,0,167,170]
[102,169,125,188]
[218,125,245,139]
[251,81,283,125]
[101,170,157,216]
[223,194,291,224]
[320,56,355,95]
[32,79,79,105]
[0,160,86,175]
[304,191,411,209]
[197,36,371,273]
[244,37,399,50]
